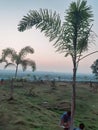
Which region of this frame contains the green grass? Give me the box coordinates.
[0,80,98,130]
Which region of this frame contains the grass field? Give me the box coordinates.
[0,80,98,130]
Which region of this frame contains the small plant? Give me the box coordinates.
[91,59,98,79]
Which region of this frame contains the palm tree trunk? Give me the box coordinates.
[15,65,18,78]
[8,78,14,100]
[70,65,77,130]
[70,26,77,130]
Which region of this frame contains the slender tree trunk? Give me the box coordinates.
[9,78,14,100]
[70,25,77,130]
[70,65,77,130]
[15,65,18,78]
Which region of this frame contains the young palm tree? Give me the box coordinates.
[18,0,93,129]
[1,46,36,78]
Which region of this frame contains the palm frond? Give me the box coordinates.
[21,58,36,71]
[56,0,93,56]
[1,48,16,60]
[19,46,34,59]
[18,9,61,41]
[0,58,8,64]
[4,63,16,69]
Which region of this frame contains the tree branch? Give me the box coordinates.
[77,51,98,63]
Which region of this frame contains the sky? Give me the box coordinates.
[0,0,98,74]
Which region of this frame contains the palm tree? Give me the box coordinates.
[18,0,93,129]
[1,46,36,78]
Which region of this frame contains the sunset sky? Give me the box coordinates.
[0,0,98,73]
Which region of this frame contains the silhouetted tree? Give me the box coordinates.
[18,1,93,129]
[0,46,36,78]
